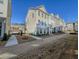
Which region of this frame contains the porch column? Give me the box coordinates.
[45,29,47,34]
[49,28,51,34]
[38,28,40,35]
[50,28,52,34]
[42,29,44,35]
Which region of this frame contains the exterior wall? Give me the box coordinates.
[25,6,65,35]
[0,0,8,17]
[11,25,19,33]
[65,22,78,33]
[0,0,11,38]
[51,14,65,32]
[66,23,73,31]
[35,9,51,35]
[25,9,37,34]
[5,0,11,35]
[11,24,25,34]
[59,19,65,32]
[75,22,78,32]
[26,8,51,35]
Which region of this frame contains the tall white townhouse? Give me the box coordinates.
[25,5,65,35]
[0,0,11,38]
[50,14,65,32]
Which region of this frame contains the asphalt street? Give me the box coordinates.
[0,34,77,59]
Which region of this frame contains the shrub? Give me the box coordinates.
[20,30,23,36]
[2,33,8,41]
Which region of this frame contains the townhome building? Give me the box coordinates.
[10,24,25,34]
[25,5,65,35]
[58,18,65,32]
[65,22,78,33]
[50,14,65,33]
[74,21,78,32]
[0,0,11,38]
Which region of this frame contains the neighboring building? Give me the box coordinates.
[66,23,74,32]
[10,24,25,34]
[51,14,65,32]
[65,22,78,33]
[25,5,65,35]
[0,0,11,38]
[74,21,78,32]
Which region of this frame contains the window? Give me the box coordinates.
[0,12,3,14]
[42,13,43,17]
[38,11,40,16]
[38,20,40,23]
[41,22,43,25]
[32,13,34,18]
[44,23,46,26]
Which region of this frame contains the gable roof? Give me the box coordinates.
[37,5,47,13]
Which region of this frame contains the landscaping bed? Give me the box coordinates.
[16,34,36,44]
[0,40,6,47]
[0,33,11,47]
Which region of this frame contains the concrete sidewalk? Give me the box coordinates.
[5,35,18,47]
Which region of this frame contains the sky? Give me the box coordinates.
[11,0,78,24]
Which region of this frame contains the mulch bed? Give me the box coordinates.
[16,35,36,44]
[0,41,6,47]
